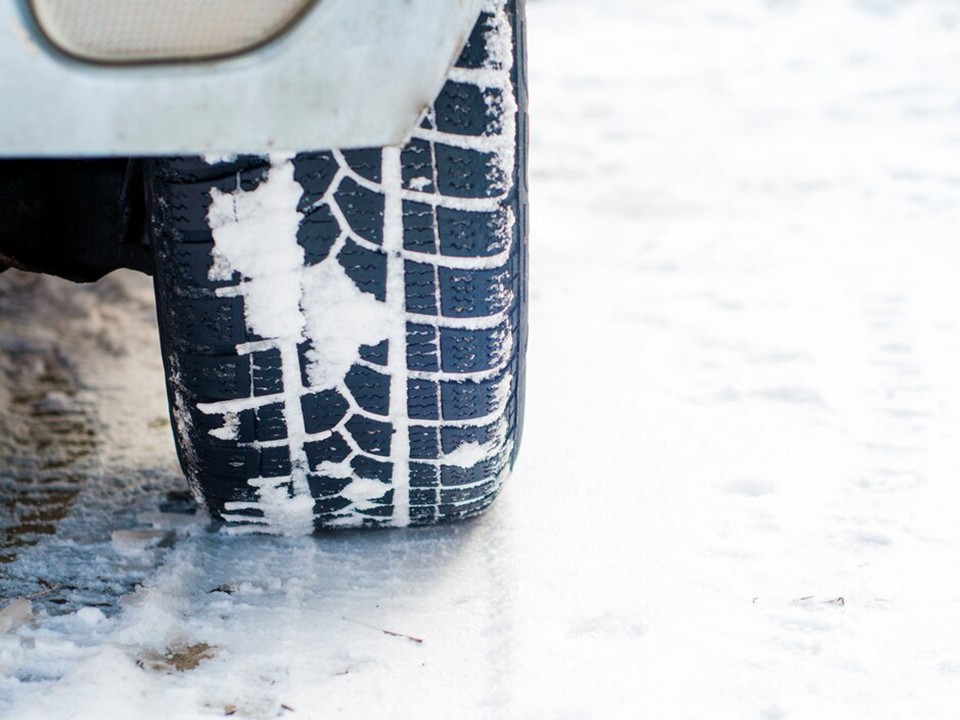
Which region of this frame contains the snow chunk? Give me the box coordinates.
[328,477,392,528]
[223,479,316,537]
[408,176,432,191]
[443,441,494,468]
[300,259,393,390]
[111,529,170,556]
[342,478,391,506]
[315,460,354,479]
[76,607,106,627]
[207,155,305,341]
[203,152,238,164]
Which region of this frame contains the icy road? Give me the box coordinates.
[4,0,960,717]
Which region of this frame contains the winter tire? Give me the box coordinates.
[148,0,527,533]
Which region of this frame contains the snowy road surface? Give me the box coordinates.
[4,0,960,717]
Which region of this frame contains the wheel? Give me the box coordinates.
[148,0,527,533]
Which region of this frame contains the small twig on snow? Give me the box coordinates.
[341,616,424,644]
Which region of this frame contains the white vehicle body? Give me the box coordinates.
[0,0,483,156]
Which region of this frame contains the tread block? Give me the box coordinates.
[306,474,352,499]
[438,495,497,521]
[313,496,353,515]
[251,348,284,397]
[333,177,385,246]
[404,261,439,316]
[301,389,349,434]
[160,155,269,186]
[372,489,395,507]
[163,241,239,291]
[435,144,504,199]
[402,200,437,253]
[435,82,501,137]
[351,456,393,483]
[409,462,439,488]
[439,267,511,318]
[409,506,438,525]
[155,159,270,243]
[304,432,352,470]
[441,422,498,455]
[441,376,504,421]
[440,479,498,505]
[168,296,248,353]
[177,354,251,402]
[337,239,387,301]
[438,206,509,257]
[298,203,340,265]
[409,425,441,460]
[196,444,259,479]
[344,364,390,416]
[356,504,394,518]
[201,475,262,507]
[410,488,438,506]
[195,407,252,444]
[406,324,440,372]
[401,140,436,193]
[359,340,388,366]
[344,416,392,456]
[256,403,288,442]
[454,11,494,69]
[260,446,292,477]
[439,326,503,373]
[340,148,382,184]
[407,379,440,421]
[293,152,339,209]
[196,406,283,445]
[441,458,499,487]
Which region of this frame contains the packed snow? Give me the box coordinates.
[3,0,960,717]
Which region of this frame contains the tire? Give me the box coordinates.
[148,0,527,533]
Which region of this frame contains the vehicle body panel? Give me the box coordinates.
[0,0,483,157]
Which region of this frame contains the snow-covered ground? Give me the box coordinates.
[3,0,960,717]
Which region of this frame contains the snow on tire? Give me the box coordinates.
[149,0,527,533]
